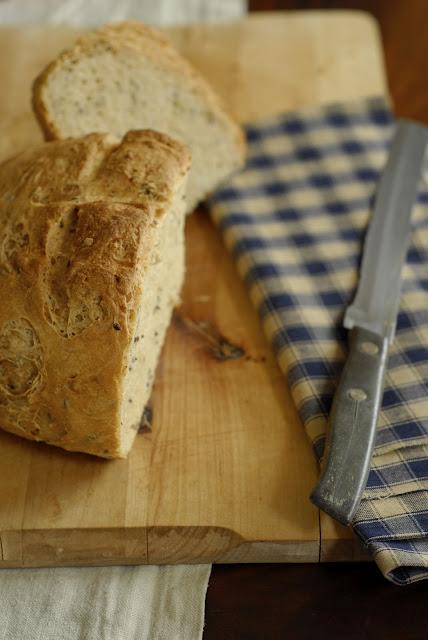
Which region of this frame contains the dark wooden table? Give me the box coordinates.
[204,2,428,638]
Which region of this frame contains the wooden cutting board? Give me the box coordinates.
[0,12,387,567]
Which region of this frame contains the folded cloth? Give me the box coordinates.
[0,564,211,640]
[209,96,428,585]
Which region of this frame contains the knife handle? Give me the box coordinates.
[310,327,388,525]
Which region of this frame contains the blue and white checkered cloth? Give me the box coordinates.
[209,97,428,585]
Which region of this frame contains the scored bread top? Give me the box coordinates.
[32,21,246,212]
[0,130,190,456]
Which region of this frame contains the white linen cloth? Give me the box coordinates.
[0,0,246,25]
[0,1,246,638]
[0,565,211,640]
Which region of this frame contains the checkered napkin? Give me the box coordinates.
[209,96,428,585]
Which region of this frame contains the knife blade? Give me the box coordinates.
[310,120,428,526]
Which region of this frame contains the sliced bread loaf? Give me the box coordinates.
[32,21,246,212]
[0,129,190,458]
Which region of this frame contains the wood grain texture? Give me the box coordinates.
[249,0,428,124]
[0,12,386,567]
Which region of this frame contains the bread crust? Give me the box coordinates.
[0,130,190,457]
[32,21,246,159]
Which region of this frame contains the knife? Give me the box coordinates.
[310,120,428,526]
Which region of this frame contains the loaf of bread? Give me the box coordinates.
[0,129,190,458]
[32,21,246,212]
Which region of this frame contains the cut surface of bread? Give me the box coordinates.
[0,129,190,458]
[32,21,246,212]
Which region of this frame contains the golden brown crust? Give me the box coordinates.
[0,130,190,457]
[32,69,59,141]
[32,21,246,159]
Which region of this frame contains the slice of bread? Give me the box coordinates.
[32,21,246,212]
[0,129,190,458]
